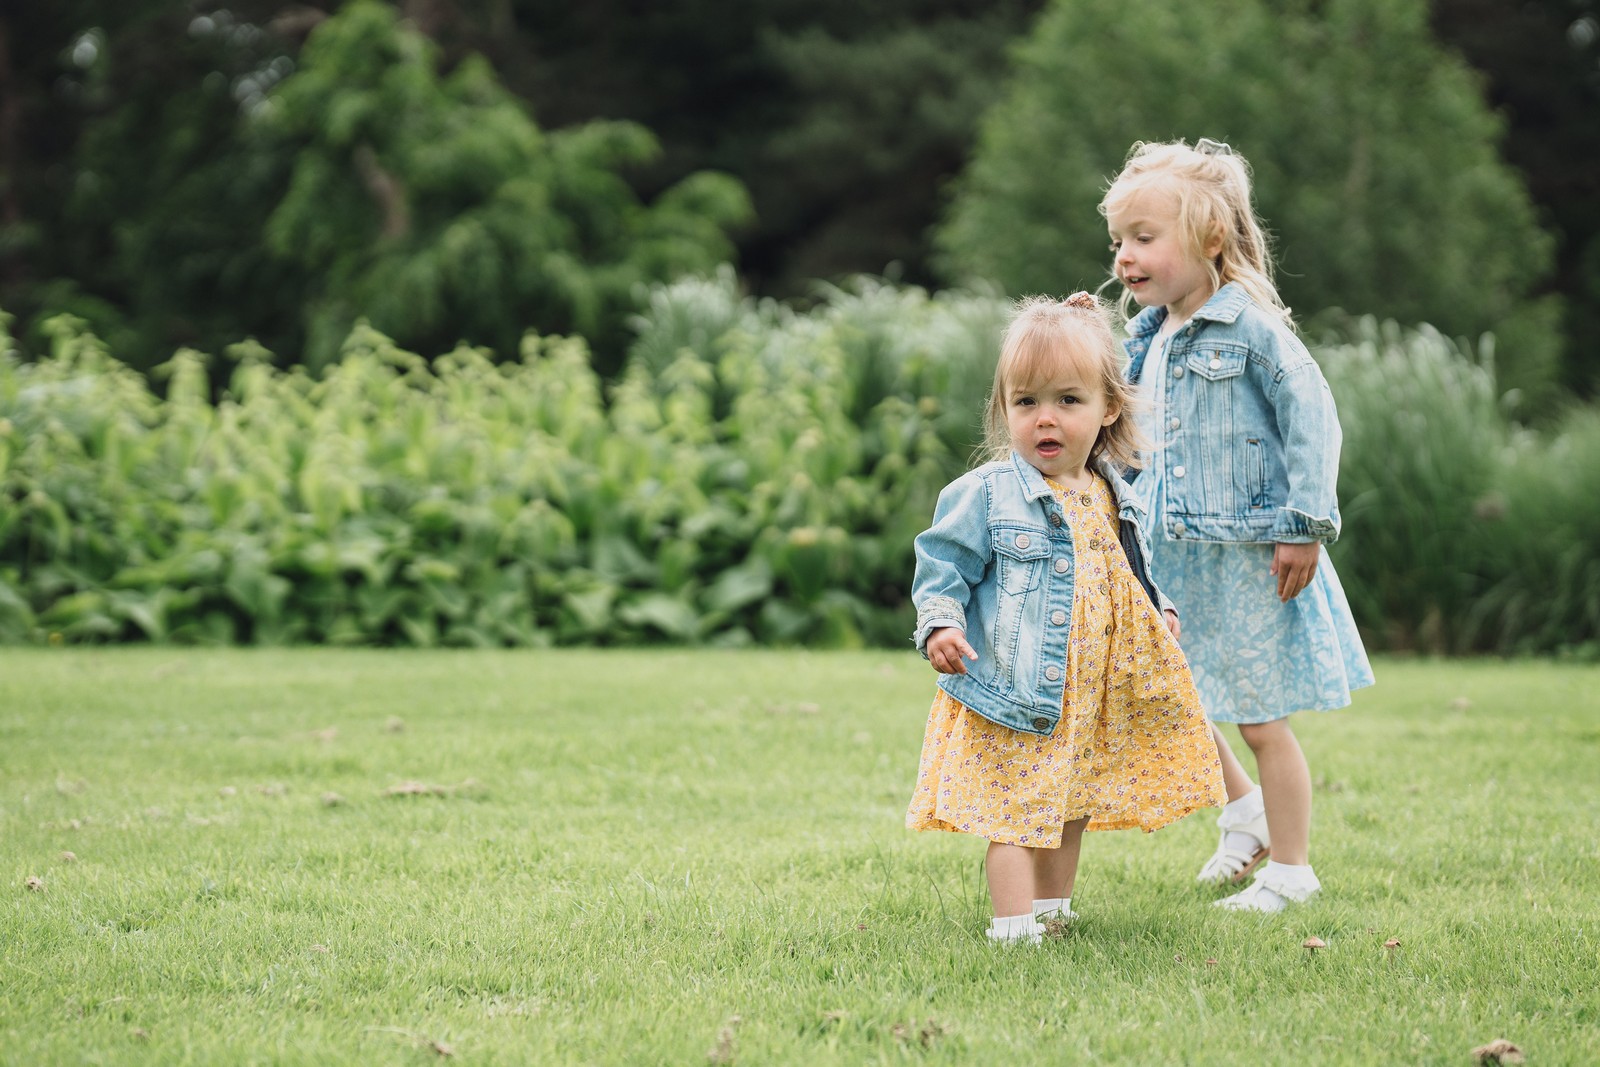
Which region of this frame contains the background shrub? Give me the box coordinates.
[4,290,1596,656]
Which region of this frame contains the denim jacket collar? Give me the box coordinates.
[1126,282,1253,343]
[1006,450,1148,523]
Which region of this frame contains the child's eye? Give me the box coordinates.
[1108,240,1120,252]
[1014,396,1035,407]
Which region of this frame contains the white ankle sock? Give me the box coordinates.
[1257,860,1320,900]
[1224,829,1264,855]
[987,913,1042,942]
[1219,788,1265,826]
[1032,897,1071,918]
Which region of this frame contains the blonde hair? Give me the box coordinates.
[981,292,1145,470]
[1099,139,1291,327]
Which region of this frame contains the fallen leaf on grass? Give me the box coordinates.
[256,783,286,797]
[1204,957,1218,967]
[24,876,44,892]
[310,944,330,954]
[1471,1038,1524,1064]
[893,1020,947,1048]
[365,1026,454,1057]
[59,851,77,863]
[218,786,237,798]
[320,792,345,807]
[707,1015,742,1065]
[385,717,406,733]
[131,1027,149,1041]
[382,778,481,798]
[310,727,338,743]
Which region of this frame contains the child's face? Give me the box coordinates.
[1106,188,1218,322]
[1004,359,1118,485]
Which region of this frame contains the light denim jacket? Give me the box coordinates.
[1124,283,1342,544]
[910,452,1171,736]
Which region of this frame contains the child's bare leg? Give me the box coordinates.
[1033,817,1090,901]
[985,841,1037,918]
[1212,722,1257,800]
[1238,718,1310,865]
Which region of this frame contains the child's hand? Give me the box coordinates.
[926,628,978,674]
[1162,608,1181,640]
[1271,542,1320,602]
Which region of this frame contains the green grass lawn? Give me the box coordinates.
[2,649,1596,1065]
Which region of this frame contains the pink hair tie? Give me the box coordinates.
[1063,291,1096,310]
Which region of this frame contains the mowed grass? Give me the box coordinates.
[2,649,1597,1066]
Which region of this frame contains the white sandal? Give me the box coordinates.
[1196,807,1270,885]
[1215,866,1320,913]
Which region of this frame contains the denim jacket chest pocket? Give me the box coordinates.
[991,522,1051,592]
[1186,344,1249,382]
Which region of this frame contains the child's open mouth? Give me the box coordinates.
[1037,439,1062,457]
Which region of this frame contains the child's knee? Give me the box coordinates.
[1238,718,1292,748]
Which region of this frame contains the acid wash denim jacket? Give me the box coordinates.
[910,452,1172,736]
[1124,283,1342,545]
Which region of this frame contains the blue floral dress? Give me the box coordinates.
[1131,336,1374,724]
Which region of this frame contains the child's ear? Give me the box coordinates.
[1202,224,1225,261]
[1101,398,1121,427]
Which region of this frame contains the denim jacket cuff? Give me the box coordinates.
[913,596,967,657]
[1269,506,1340,544]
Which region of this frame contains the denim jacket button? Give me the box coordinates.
[1044,666,1061,681]
[1014,533,1031,549]
[1172,365,1185,379]
[1173,521,1187,537]
[1173,465,1186,478]
[1051,610,1067,625]
[1032,717,1050,732]
[1169,416,1180,430]
[1053,558,1069,574]
[1209,356,1222,370]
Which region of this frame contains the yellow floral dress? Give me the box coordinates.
[907,472,1225,844]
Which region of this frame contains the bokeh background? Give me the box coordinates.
[2,0,1597,655]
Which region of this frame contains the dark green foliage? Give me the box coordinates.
[1432,0,1600,395]
[262,1,751,373]
[0,1,750,376]
[937,0,1562,407]
[503,0,1048,297]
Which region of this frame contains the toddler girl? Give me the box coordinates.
[906,292,1226,943]
[1101,139,1375,912]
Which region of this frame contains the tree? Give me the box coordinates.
[261,1,751,371]
[1432,0,1600,395]
[0,1,304,371]
[0,1,750,375]
[499,0,1048,298]
[935,0,1561,402]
